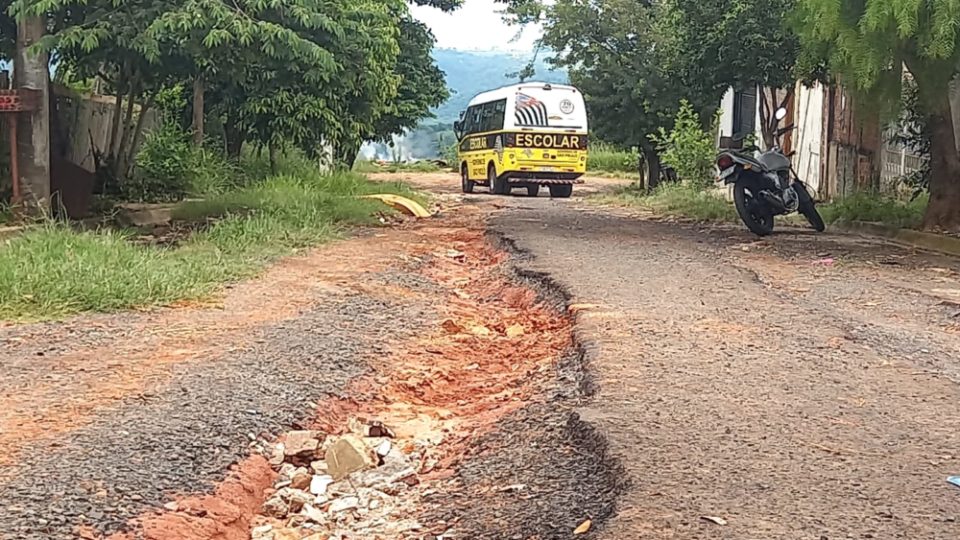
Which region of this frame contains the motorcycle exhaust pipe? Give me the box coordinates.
[760,191,788,214]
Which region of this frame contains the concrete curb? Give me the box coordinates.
[0,226,26,242]
[837,221,960,257]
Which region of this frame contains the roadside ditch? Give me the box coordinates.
[89,219,624,540]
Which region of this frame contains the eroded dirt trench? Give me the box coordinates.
[0,201,620,540]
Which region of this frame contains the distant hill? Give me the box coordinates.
[430,48,569,124]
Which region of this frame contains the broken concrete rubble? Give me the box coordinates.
[289,467,312,490]
[256,419,428,538]
[328,496,360,513]
[283,431,323,460]
[325,435,378,481]
[251,524,273,540]
[310,474,334,496]
[273,487,313,513]
[367,420,396,439]
[355,447,417,489]
[261,495,290,518]
[302,503,327,525]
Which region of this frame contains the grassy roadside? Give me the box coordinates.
[0,169,421,322]
[593,183,737,222]
[594,183,928,230]
[353,159,443,174]
[817,192,927,229]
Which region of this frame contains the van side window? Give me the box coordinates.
[470,105,484,134]
[461,106,476,135]
[485,99,506,132]
[479,102,496,133]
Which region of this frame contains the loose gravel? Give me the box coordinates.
[0,292,430,540]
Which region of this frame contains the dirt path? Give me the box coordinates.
[0,187,612,540]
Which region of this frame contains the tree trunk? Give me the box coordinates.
[920,91,960,230]
[641,145,661,192]
[336,141,360,170]
[123,94,155,178]
[192,75,205,146]
[268,141,277,174]
[115,81,139,177]
[224,112,244,159]
[758,86,775,150]
[107,88,123,162]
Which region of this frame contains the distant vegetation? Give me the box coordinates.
[366,49,569,161]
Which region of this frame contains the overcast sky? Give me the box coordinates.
[410,0,542,53]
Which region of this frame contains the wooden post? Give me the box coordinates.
[13,16,50,214]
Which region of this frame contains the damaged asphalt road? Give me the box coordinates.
[4,171,960,540]
[491,196,960,539]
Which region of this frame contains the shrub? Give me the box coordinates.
[649,100,718,186]
[126,123,194,202]
[186,147,243,197]
[596,183,736,222]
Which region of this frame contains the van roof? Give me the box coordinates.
[466,82,580,107]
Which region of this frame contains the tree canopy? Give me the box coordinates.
[502,0,704,185]
[654,0,810,148]
[2,0,450,175]
[795,0,960,229]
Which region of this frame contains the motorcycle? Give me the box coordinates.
[715,106,825,236]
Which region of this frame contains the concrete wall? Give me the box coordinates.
[53,89,158,173]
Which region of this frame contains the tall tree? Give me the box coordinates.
[503,0,697,187]
[369,16,449,150]
[794,0,960,230]
[657,0,802,148]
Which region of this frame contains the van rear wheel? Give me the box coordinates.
[549,184,573,198]
[489,165,508,195]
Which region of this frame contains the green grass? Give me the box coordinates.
[600,184,928,230]
[353,159,443,174]
[817,192,927,229]
[587,142,637,177]
[0,170,422,321]
[595,182,737,222]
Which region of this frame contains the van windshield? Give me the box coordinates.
[512,87,587,131]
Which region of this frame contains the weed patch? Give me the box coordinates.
[818,193,926,229]
[0,171,420,321]
[588,142,637,176]
[595,183,737,222]
[353,160,443,174]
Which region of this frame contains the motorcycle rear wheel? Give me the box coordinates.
[733,181,775,236]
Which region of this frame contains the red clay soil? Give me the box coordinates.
[97,456,275,540]
[104,213,574,540]
[0,228,440,467]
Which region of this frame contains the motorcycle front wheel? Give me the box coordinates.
[733,180,775,236]
[794,183,826,232]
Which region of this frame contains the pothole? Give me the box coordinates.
[96,222,622,540]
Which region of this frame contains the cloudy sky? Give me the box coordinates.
[410,0,542,53]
